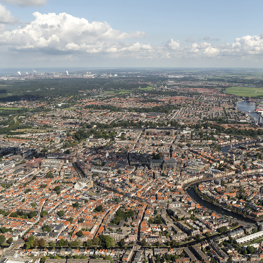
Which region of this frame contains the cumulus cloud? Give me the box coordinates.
[230,35,263,55]
[0,3,15,23]
[1,0,48,7]
[166,39,180,50]
[1,11,263,65]
[165,34,263,59]
[0,12,148,56]
[189,42,219,57]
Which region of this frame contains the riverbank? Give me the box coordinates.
[237,101,259,121]
[192,184,261,223]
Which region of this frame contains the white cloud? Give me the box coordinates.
[1,11,263,66]
[167,39,180,50]
[0,12,148,56]
[189,42,219,57]
[1,0,48,7]
[165,35,263,59]
[230,35,263,55]
[0,3,15,23]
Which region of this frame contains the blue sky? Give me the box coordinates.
[1,0,263,68]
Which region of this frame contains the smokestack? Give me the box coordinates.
[66,71,69,75]
[17,71,21,75]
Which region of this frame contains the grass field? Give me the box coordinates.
[139,86,153,91]
[14,129,47,132]
[0,107,25,111]
[104,89,132,95]
[225,87,263,97]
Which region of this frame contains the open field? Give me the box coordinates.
[104,89,132,95]
[225,87,263,97]
[139,86,153,91]
[12,129,47,133]
[0,107,25,111]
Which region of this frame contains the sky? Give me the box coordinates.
[1,0,263,69]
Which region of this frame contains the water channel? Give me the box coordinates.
[186,187,255,225]
[186,101,259,225]
[237,101,259,120]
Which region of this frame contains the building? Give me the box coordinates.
[236,230,263,244]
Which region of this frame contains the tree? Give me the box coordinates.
[195,234,201,241]
[34,239,39,247]
[42,225,51,232]
[70,240,81,247]
[40,211,48,218]
[79,218,84,223]
[28,211,37,219]
[73,202,80,209]
[25,235,34,249]
[27,236,35,246]
[141,238,147,246]
[0,235,6,245]
[57,210,65,217]
[86,239,93,248]
[93,237,100,246]
[171,240,179,247]
[53,186,61,195]
[218,226,228,233]
[247,246,257,254]
[105,256,111,260]
[57,238,66,247]
[205,232,211,238]
[35,238,46,248]
[49,241,56,247]
[40,256,47,263]
[45,171,53,178]
[76,230,83,237]
[99,235,113,248]
[7,237,13,245]
[24,188,31,194]
[119,239,125,248]
[94,205,103,212]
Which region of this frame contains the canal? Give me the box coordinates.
[186,186,255,225]
[221,140,258,153]
[184,100,261,226]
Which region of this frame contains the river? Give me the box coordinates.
[186,101,259,226]
[237,101,259,120]
[220,101,260,153]
[186,187,255,225]
[221,140,258,153]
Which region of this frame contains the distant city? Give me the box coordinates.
[1,69,263,262]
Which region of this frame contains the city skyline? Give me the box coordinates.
[1,0,263,68]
